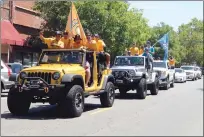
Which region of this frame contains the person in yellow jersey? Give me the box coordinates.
[39,31,64,49]
[85,32,97,51]
[71,34,84,49]
[61,31,73,49]
[169,56,176,69]
[129,43,139,56]
[139,45,144,55]
[94,34,111,68]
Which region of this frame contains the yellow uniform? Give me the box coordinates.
[139,48,144,55]
[129,47,139,56]
[86,40,97,51]
[169,59,175,66]
[96,39,105,52]
[40,37,64,49]
[60,37,73,49]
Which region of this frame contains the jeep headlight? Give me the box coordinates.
[52,72,60,80]
[20,72,27,79]
[161,71,167,76]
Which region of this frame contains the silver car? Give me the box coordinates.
[1,60,15,92]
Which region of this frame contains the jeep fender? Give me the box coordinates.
[151,72,158,82]
[61,74,84,88]
[9,73,19,82]
[102,75,115,90]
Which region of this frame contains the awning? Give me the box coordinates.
[1,20,24,46]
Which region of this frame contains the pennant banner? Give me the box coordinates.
[65,3,87,45]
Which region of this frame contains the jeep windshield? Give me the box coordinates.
[39,51,84,64]
[180,66,194,70]
[153,62,167,68]
[114,56,144,66]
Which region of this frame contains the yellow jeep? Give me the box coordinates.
[8,49,115,118]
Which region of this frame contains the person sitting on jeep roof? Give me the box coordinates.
[169,56,175,68]
[85,31,97,51]
[39,31,64,49]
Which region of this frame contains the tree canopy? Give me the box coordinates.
[33,1,203,66]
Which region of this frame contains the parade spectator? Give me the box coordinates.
[39,31,64,49]
[129,43,139,56]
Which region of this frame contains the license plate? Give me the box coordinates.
[116,80,123,83]
[30,80,38,85]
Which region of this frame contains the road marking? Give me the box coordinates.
[90,108,112,115]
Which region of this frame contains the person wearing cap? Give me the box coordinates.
[129,43,139,56]
[61,31,73,49]
[146,41,155,56]
[85,32,97,51]
[169,56,175,68]
[39,31,64,49]
[71,34,84,49]
[94,34,111,68]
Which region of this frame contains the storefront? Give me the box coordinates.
[1,20,24,63]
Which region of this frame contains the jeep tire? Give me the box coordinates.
[170,78,174,88]
[118,87,128,96]
[100,82,115,107]
[164,77,170,90]
[150,77,159,95]
[137,78,147,99]
[59,85,84,118]
[7,87,31,115]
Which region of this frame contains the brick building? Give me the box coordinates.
[1,1,44,65]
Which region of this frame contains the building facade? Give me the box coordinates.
[1,1,44,65]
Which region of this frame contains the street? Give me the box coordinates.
[1,78,203,136]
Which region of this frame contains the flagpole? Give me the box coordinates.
[71,2,73,49]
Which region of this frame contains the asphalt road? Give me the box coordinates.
[1,78,203,136]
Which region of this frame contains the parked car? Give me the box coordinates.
[7,62,23,74]
[1,60,15,92]
[174,68,187,83]
[180,66,197,81]
[200,67,204,75]
[153,60,175,90]
[195,66,202,79]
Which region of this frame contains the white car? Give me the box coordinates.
[174,68,187,83]
[195,67,202,79]
[153,60,175,90]
[180,66,197,81]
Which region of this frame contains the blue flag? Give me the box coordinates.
[158,33,169,61]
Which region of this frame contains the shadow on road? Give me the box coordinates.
[1,103,101,120]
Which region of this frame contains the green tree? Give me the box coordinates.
[178,18,203,66]
[33,1,151,62]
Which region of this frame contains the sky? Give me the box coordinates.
[128,1,203,31]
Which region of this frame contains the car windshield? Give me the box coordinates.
[181,66,194,70]
[39,51,84,64]
[153,62,166,68]
[175,69,183,73]
[114,56,144,66]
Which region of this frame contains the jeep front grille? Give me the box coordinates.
[27,72,52,84]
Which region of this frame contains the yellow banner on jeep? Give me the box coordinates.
[65,2,87,46]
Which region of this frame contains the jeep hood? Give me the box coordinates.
[22,64,85,73]
[153,67,167,72]
[111,66,144,70]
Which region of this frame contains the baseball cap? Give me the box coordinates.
[56,31,62,35]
